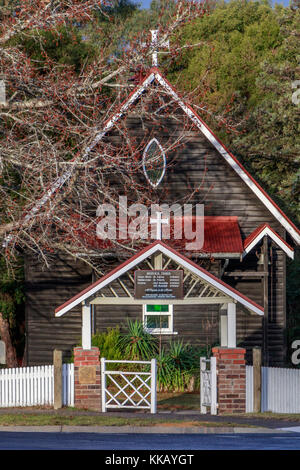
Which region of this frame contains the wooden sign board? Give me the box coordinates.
[135,270,183,300]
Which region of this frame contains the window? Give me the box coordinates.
[143,304,175,334]
[142,138,166,188]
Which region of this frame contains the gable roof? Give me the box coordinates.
[243,223,294,259]
[23,67,300,245]
[55,240,264,317]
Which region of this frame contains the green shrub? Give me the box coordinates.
[70,326,122,364]
[92,327,122,361]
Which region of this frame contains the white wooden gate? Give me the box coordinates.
[101,358,157,413]
[200,356,217,415]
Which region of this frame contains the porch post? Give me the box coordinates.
[213,301,246,414]
[227,302,236,348]
[82,302,92,350]
[220,305,228,347]
[73,302,101,411]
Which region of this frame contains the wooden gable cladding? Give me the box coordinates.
[98,111,283,235]
[86,254,232,305]
[81,110,288,243]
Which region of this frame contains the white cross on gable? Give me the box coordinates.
[149,30,170,67]
[150,211,169,240]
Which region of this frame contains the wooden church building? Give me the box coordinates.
[24,38,300,368]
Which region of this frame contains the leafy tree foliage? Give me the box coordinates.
[10,26,97,73]
[168,0,299,224]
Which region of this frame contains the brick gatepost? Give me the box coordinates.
[212,347,246,414]
[74,347,101,411]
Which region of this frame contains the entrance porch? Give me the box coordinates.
[55,240,264,413]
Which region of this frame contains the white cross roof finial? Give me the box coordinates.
[150,211,169,240]
[149,29,169,67]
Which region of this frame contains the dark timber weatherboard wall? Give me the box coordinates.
[24,115,288,366]
[25,254,92,365]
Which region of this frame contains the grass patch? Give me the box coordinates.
[0,413,238,427]
[157,392,199,410]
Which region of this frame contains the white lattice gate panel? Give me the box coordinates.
[200,356,217,415]
[101,358,157,413]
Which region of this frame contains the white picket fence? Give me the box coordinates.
[0,364,74,408]
[246,365,300,413]
[246,365,254,413]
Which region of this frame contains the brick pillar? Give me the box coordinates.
[212,347,246,415]
[74,347,101,411]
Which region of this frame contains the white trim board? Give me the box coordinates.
[243,226,294,260]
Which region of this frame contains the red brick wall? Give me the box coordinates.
[212,347,246,414]
[74,347,101,411]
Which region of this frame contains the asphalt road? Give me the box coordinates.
[1,431,300,450]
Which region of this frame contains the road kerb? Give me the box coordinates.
[0,425,288,434]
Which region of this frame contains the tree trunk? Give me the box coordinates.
[0,312,18,368]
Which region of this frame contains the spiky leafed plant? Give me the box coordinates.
[117,319,158,361]
[167,340,200,391]
[156,348,174,392]
[168,340,197,370]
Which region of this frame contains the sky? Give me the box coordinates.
[137,0,291,10]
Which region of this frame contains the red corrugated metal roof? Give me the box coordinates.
[200,216,243,254]
[166,216,243,253]
[77,216,243,254]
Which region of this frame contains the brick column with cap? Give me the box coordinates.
[212,347,246,414]
[74,347,101,411]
